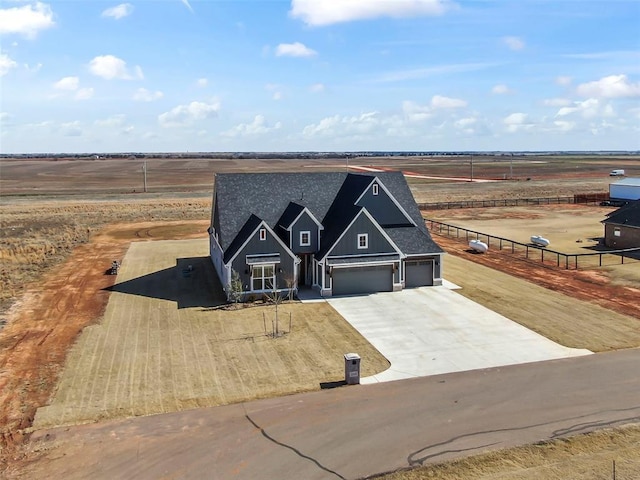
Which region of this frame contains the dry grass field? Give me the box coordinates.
[33,238,389,429]
[378,424,640,480]
[426,204,640,285]
[1,154,639,478]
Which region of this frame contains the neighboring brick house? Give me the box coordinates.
[602,200,640,249]
[208,171,444,299]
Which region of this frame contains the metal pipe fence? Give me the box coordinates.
[418,194,609,211]
[425,219,640,270]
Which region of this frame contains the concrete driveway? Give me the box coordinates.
[327,286,591,383]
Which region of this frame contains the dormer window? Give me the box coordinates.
[357,233,368,249]
[259,228,267,241]
[300,231,311,246]
[372,183,379,196]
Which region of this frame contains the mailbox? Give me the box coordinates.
[344,353,361,385]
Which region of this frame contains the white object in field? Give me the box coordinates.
[609,169,625,176]
[530,235,550,247]
[469,239,488,253]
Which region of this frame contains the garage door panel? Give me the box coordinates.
[332,265,393,296]
[405,261,433,288]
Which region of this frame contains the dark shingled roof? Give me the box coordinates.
[213,171,443,261]
[223,213,263,263]
[602,200,640,228]
[277,202,305,229]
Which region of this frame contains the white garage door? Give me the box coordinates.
[332,265,393,296]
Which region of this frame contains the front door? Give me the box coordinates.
[298,255,313,286]
[299,255,308,286]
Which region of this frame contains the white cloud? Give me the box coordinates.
[373,62,497,83]
[276,42,317,57]
[303,111,386,137]
[61,121,82,136]
[503,36,525,51]
[196,78,208,87]
[221,115,282,137]
[95,114,126,127]
[133,87,163,101]
[503,112,533,132]
[101,3,133,20]
[431,95,467,109]
[0,2,55,38]
[543,98,571,107]
[158,99,220,127]
[556,98,611,120]
[290,0,451,26]
[491,84,511,95]
[553,120,575,132]
[402,101,431,122]
[265,83,284,100]
[576,74,640,99]
[454,117,476,130]
[75,87,94,100]
[53,76,79,91]
[181,0,194,13]
[89,55,143,80]
[51,76,93,100]
[309,83,325,93]
[0,52,18,76]
[556,76,572,86]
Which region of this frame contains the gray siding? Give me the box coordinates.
[357,183,411,226]
[230,228,295,291]
[328,213,396,257]
[291,212,319,254]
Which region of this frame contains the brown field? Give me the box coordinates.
[1,154,639,477]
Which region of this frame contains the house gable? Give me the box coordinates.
[355,178,415,227]
[276,202,324,253]
[323,208,401,260]
[226,218,299,293]
[289,209,322,254]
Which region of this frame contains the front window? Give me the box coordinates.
[357,233,368,249]
[614,227,621,237]
[300,230,311,246]
[372,183,379,195]
[251,264,275,291]
[259,228,267,241]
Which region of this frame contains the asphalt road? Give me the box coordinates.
[16,349,640,480]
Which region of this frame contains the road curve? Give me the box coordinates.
[14,349,640,480]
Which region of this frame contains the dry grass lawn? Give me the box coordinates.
[442,255,640,352]
[33,238,389,429]
[378,424,640,480]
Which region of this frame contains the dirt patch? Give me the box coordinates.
[0,220,208,468]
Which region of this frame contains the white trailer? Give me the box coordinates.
[609,178,640,201]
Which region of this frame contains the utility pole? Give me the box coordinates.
[470,154,474,182]
[510,152,513,180]
[143,161,147,193]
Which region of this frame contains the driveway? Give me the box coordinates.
[327,286,591,383]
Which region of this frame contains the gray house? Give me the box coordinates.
[209,171,444,299]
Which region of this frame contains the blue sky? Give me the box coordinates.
[1,0,639,153]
